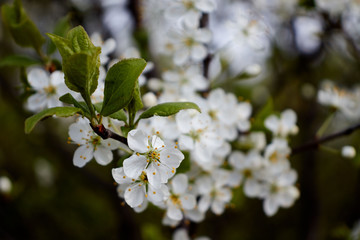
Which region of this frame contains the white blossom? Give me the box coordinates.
[123,129,184,188]
[68,118,121,167]
[112,167,169,208]
[26,68,68,112]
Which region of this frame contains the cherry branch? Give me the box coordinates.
[90,123,128,145]
[291,122,360,155]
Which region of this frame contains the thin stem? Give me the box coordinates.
[292,122,360,155]
[316,111,335,138]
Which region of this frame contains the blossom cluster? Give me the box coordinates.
[28,0,360,237]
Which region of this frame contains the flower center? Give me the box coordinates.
[189,129,202,142]
[269,151,278,163]
[208,110,218,120]
[182,0,194,9]
[90,136,101,147]
[243,169,252,178]
[270,184,278,193]
[44,85,56,95]
[147,150,160,162]
[184,37,195,47]
[170,194,181,205]
[140,171,149,184]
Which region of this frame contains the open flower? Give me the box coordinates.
[123,130,184,188]
[68,118,121,167]
[112,167,169,208]
[265,109,298,138]
[165,174,196,221]
[26,68,68,112]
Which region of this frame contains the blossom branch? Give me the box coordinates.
[90,123,128,145]
[292,122,360,155]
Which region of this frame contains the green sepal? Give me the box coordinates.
[25,106,82,134]
[101,58,146,116]
[1,0,45,52]
[0,55,41,67]
[138,102,201,121]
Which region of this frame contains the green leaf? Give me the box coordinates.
[1,0,45,51]
[67,26,93,53]
[48,26,100,104]
[59,93,90,116]
[0,55,41,67]
[47,33,73,60]
[62,53,99,95]
[94,102,127,122]
[101,58,147,116]
[47,14,71,55]
[25,107,82,134]
[138,102,201,120]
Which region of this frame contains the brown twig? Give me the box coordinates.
[90,124,128,145]
[292,122,360,155]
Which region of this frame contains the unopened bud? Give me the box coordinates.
[342,145,356,159]
[0,176,12,194]
[142,92,157,108]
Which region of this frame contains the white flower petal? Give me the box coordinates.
[151,135,165,149]
[73,145,93,167]
[94,146,113,165]
[50,71,65,86]
[68,119,90,144]
[127,129,149,153]
[112,167,132,184]
[171,174,188,195]
[194,29,212,43]
[174,48,190,66]
[167,205,183,221]
[124,183,146,208]
[176,111,192,133]
[264,196,279,216]
[191,44,207,62]
[198,195,211,212]
[211,200,225,215]
[47,96,62,108]
[195,176,212,194]
[148,183,166,203]
[160,148,184,168]
[178,135,194,151]
[123,155,147,179]
[264,115,279,134]
[26,93,47,111]
[146,162,162,188]
[244,178,262,197]
[134,198,148,213]
[28,68,48,89]
[180,194,196,210]
[195,0,217,12]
